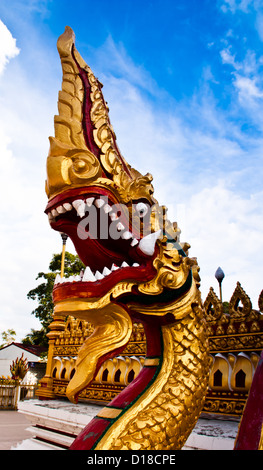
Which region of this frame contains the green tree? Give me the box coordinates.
[223,301,229,315]
[0,329,16,348]
[22,328,49,348]
[24,252,85,347]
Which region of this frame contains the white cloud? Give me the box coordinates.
[220,37,263,123]
[235,74,263,99]
[0,128,76,338]
[99,67,263,307]
[182,183,263,305]
[0,21,66,340]
[220,0,255,13]
[0,20,20,75]
[90,35,164,101]
[220,47,262,76]
[220,46,240,69]
[220,0,263,44]
[256,11,263,40]
[0,122,58,339]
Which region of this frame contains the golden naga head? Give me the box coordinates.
[45,28,201,402]
[46,26,155,203]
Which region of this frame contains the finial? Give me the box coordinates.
[215,267,225,302]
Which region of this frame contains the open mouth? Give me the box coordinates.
[45,187,162,298]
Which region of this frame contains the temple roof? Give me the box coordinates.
[0,342,47,357]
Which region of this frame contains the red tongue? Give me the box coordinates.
[54,220,131,271]
[46,188,154,272]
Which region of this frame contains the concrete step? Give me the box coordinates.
[16,399,103,450]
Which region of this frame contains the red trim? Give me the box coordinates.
[72,45,100,159]
[234,351,263,450]
[45,187,119,212]
[71,45,131,179]
[52,264,156,302]
[110,366,157,409]
[69,316,162,450]
[70,417,110,450]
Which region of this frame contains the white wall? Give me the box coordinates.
[0,344,40,378]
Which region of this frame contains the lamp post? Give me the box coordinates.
[36,233,68,399]
[60,232,68,278]
[215,267,225,302]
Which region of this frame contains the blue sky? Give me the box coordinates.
[0,0,263,340]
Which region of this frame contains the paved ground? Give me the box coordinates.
[0,410,32,450]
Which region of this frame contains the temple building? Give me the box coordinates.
[36,281,263,419]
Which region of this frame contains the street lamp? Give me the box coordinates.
[60,232,68,278]
[215,267,225,302]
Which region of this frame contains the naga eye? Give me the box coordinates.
[135,202,149,218]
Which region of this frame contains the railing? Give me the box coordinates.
[0,379,37,409]
[20,384,37,401]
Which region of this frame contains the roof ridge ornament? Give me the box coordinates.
[229,281,252,321]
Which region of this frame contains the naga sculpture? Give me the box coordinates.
[45,26,211,450]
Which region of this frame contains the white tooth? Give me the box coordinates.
[95,198,105,208]
[111,264,119,271]
[102,267,111,276]
[110,212,118,221]
[48,212,55,222]
[86,197,95,207]
[63,202,72,211]
[130,238,139,247]
[82,267,96,282]
[138,229,162,256]
[121,261,129,268]
[57,205,66,214]
[72,199,85,217]
[116,222,125,231]
[103,204,112,214]
[73,275,81,282]
[54,274,61,284]
[67,275,74,282]
[95,270,104,280]
[121,231,133,240]
[51,208,59,217]
[132,263,140,267]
